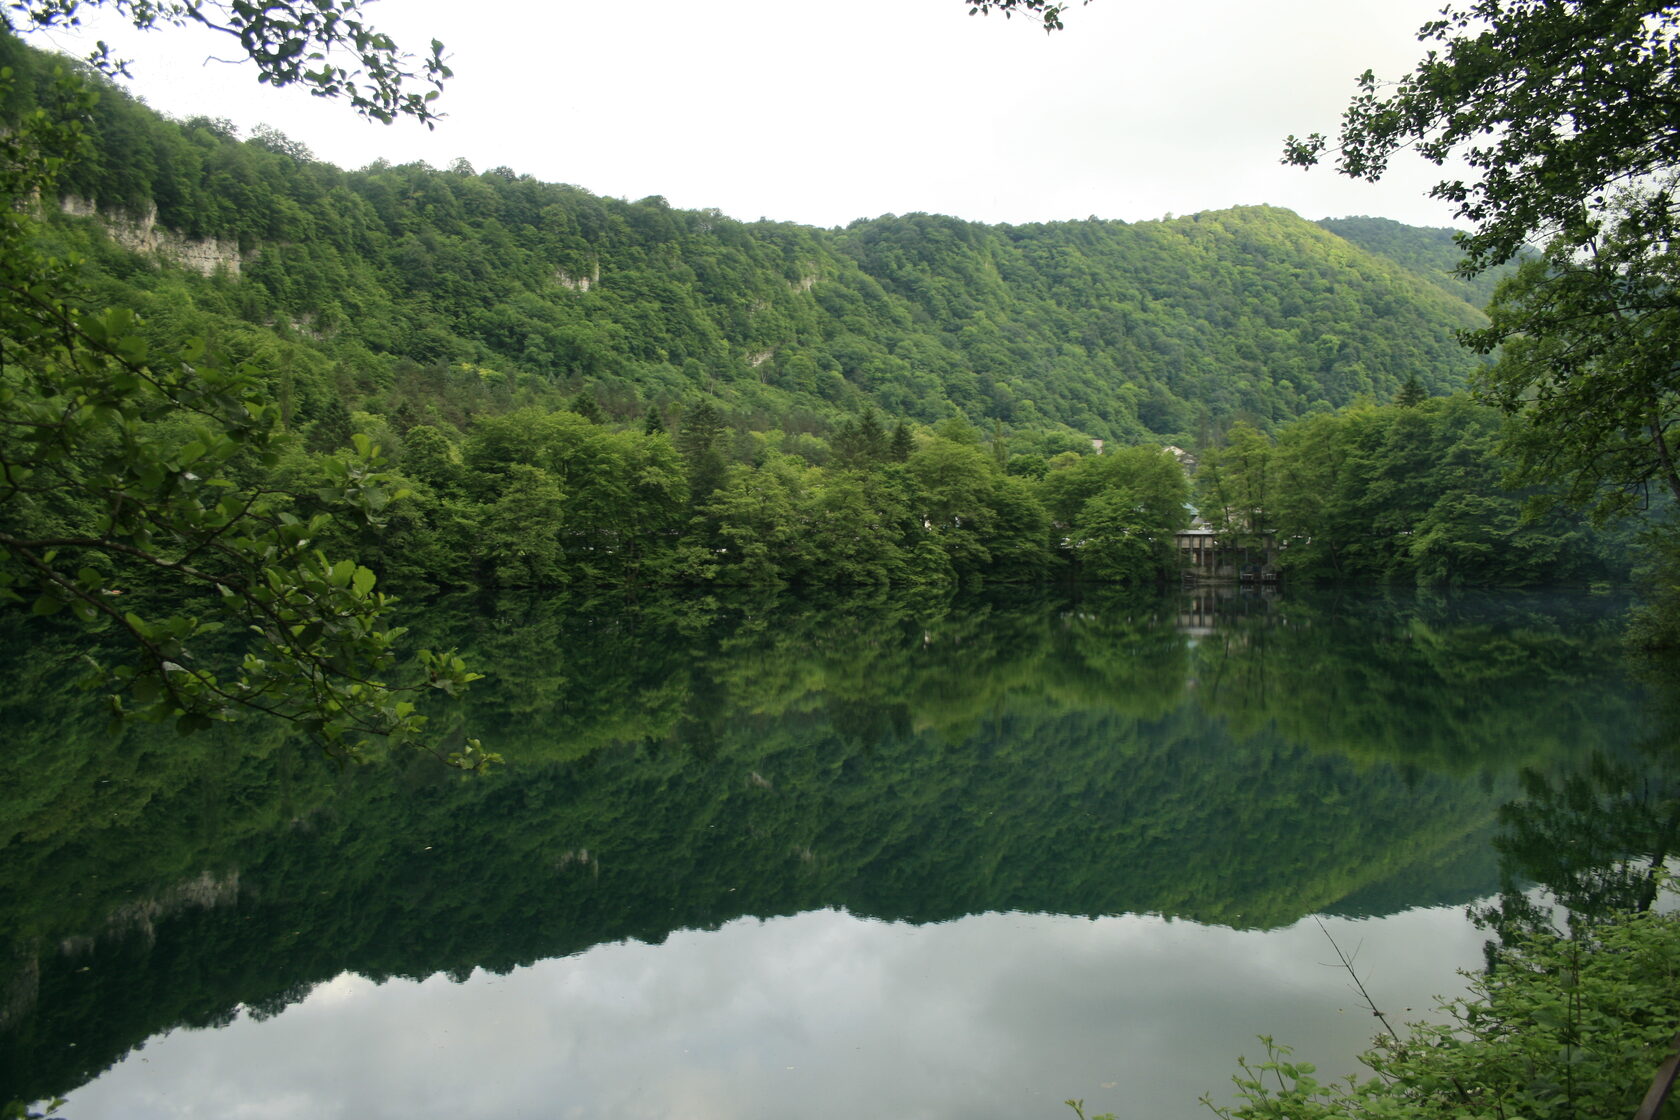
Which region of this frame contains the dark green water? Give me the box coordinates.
[0,587,1669,1118]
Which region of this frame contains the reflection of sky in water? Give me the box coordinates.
[66,905,1487,1120]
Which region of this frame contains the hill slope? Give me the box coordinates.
[2,32,1492,444]
[1317,215,1507,308]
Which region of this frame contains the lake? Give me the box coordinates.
[0,586,1667,1118]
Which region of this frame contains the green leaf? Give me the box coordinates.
[352,565,377,597]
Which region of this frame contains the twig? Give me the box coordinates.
[1316,918,1402,1043]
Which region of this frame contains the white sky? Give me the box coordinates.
[24,0,1467,230]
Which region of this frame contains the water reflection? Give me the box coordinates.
[0,588,1662,1115]
[1473,735,1680,950]
[59,907,1494,1120]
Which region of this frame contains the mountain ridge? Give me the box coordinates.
[2,29,1495,446]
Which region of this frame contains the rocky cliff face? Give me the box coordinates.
[61,195,245,276]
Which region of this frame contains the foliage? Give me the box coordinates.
[1196,421,1271,540]
[0,14,485,761]
[1044,445,1189,581]
[1316,216,1510,309]
[1627,519,1680,648]
[1468,206,1680,522]
[1197,901,1680,1120]
[837,208,1485,436]
[2,0,449,125]
[1,1101,62,1120]
[1203,396,1631,587]
[960,0,1088,32]
[0,27,1496,446]
[0,27,1631,649]
[1291,1,1680,627]
[1285,0,1680,274]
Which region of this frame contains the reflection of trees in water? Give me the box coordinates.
[1468,653,1680,973]
[1506,761,1677,915]
[0,589,1658,1105]
[1477,694,1680,955]
[1188,590,1644,774]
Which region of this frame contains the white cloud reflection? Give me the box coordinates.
[66,905,1487,1120]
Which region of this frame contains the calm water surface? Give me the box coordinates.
[0,587,1666,1118]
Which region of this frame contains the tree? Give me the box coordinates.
[308,395,354,451]
[803,471,912,586]
[3,0,451,126]
[1202,421,1271,539]
[1288,2,1680,526]
[1039,445,1188,581]
[481,464,565,587]
[985,474,1053,580]
[831,406,887,469]
[704,461,806,587]
[888,419,915,463]
[1469,213,1680,520]
[829,416,865,469]
[1073,489,1163,583]
[676,400,728,503]
[567,389,605,425]
[1394,374,1426,408]
[248,122,312,161]
[0,3,489,765]
[907,437,995,581]
[399,424,464,497]
[1285,0,1680,274]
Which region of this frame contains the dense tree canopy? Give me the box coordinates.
[0,25,1494,445]
[1292,0,1680,634]
[1197,397,1628,587]
[0,5,485,763]
[1470,218,1680,520]
[0,8,1637,753]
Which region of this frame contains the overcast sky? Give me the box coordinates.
[26,0,1466,230]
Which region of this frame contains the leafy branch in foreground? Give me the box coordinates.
[0,64,490,767]
[1284,0,1680,274]
[1196,899,1680,1120]
[961,0,1090,32]
[2,0,450,125]
[1467,194,1680,524]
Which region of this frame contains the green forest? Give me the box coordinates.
[6,1,1680,1114]
[3,8,1664,776]
[0,30,1636,610]
[8,17,1493,442]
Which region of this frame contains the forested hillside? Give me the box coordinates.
[1,32,1490,447]
[3,29,1634,614]
[1316,216,1511,309]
